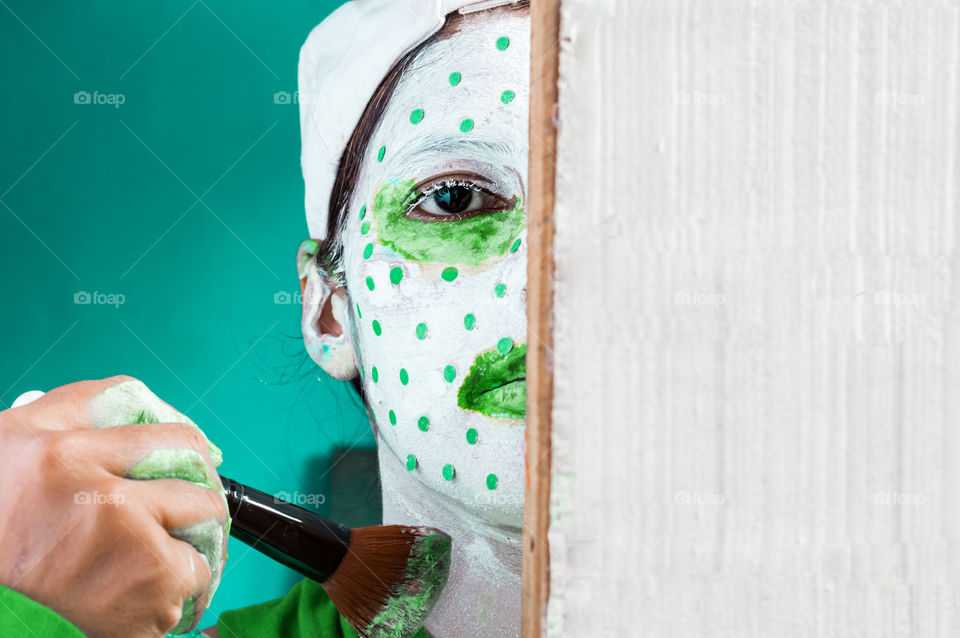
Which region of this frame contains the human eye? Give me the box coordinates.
[404,172,515,222]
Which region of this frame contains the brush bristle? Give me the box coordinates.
[322,525,452,638]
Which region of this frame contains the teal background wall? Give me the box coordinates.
[0,0,375,629]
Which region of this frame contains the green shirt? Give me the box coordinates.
[0,580,431,638]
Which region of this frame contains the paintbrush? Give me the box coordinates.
[219,474,451,638]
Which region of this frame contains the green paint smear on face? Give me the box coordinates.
[372,179,524,266]
[458,343,527,419]
[365,532,452,638]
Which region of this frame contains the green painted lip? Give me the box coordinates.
[457,343,526,419]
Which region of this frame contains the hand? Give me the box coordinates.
[0,376,228,638]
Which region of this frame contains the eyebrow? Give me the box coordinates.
[388,135,517,166]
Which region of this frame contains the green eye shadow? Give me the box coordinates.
[372,180,524,266]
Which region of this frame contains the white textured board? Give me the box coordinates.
[546,1,960,636]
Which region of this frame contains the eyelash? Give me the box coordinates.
[404,177,513,223]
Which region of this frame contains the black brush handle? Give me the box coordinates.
[219,474,352,583]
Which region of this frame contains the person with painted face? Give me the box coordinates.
[0,1,528,636]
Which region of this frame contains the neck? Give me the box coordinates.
[377,443,522,638]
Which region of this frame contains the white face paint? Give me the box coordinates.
[341,8,529,529]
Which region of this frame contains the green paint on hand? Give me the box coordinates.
[372,366,379,383]
[366,276,375,291]
[415,322,427,340]
[459,118,474,133]
[170,595,196,635]
[441,266,459,281]
[497,337,513,354]
[458,343,526,419]
[372,179,524,266]
[466,428,478,445]
[443,365,456,383]
[127,449,217,489]
[464,313,476,330]
[418,416,430,432]
[389,266,403,284]
[372,320,382,336]
[361,220,371,235]
[365,532,452,638]
[399,368,409,385]
[442,464,455,481]
[501,90,516,104]
[389,410,397,426]
[449,71,461,86]
[377,145,386,162]
[494,283,506,298]
[363,243,374,259]
[406,454,417,471]
[496,36,510,51]
[486,473,499,490]
[510,237,521,253]
[409,108,424,124]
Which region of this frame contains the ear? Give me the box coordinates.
[297,239,358,380]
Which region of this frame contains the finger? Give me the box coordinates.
[50,422,218,481]
[125,477,227,533]
[161,534,215,635]
[5,375,141,432]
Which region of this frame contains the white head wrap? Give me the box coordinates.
[298,0,520,238]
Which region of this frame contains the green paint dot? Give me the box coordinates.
[443,365,456,383]
[372,320,381,336]
[442,464,455,481]
[441,266,459,281]
[418,416,430,432]
[377,145,386,162]
[486,473,499,490]
[415,322,427,340]
[510,237,521,253]
[497,337,513,354]
[494,283,506,298]
[360,220,371,235]
[501,90,516,104]
[399,368,409,385]
[389,266,403,284]
[496,36,510,51]
[459,119,474,133]
[388,410,397,425]
[371,366,378,383]
[363,243,374,259]
[358,204,366,220]
[464,313,476,330]
[366,276,375,291]
[466,428,478,445]
[406,454,417,471]
[410,108,424,124]
[356,303,362,319]
[449,71,461,86]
